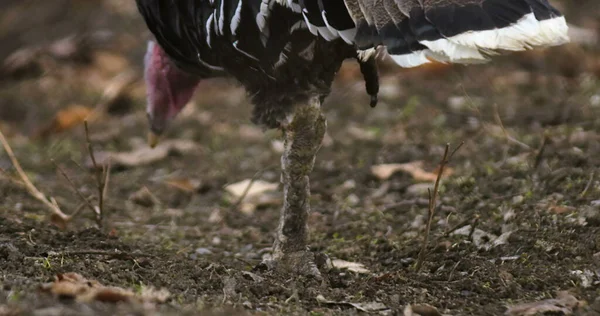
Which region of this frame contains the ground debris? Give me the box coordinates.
[87,139,200,169]
[371,161,454,182]
[224,179,280,214]
[129,186,160,208]
[505,291,584,316]
[316,294,390,314]
[33,105,94,137]
[331,259,371,274]
[39,272,169,304]
[404,304,444,316]
[451,225,513,251]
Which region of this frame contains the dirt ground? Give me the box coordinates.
[1,1,600,315]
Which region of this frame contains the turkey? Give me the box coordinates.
[136,0,568,276]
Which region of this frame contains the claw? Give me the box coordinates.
[254,251,328,280]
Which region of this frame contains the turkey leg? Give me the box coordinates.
[269,96,326,277]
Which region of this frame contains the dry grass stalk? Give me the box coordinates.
[414,142,463,273]
[493,104,531,151]
[0,128,72,223]
[51,159,99,221]
[84,120,110,228]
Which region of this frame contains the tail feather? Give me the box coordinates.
[296,0,569,68]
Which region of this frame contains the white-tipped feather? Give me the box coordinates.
[321,11,342,38]
[230,0,243,36]
[217,0,226,35]
[338,28,357,45]
[403,13,569,66]
[389,51,431,68]
[445,13,569,51]
[535,16,570,46]
[290,20,307,33]
[301,12,319,36]
[316,26,338,41]
[206,13,215,48]
[420,38,488,62]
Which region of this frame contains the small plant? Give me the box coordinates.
[0,121,109,229]
[414,142,463,273]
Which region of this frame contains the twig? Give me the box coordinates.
[0,168,25,187]
[229,165,276,212]
[467,215,480,241]
[578,171,595,200]
[414,142,463,273]
[84,120,108,228]
[533,133,550,169]
[47,250,154,259]
[444,217,472,237]
[0,128,71,222]
[492,104,531,151]
[52,159,98,216]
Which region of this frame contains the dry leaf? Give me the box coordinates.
[316,295,389,313]
[225,179,278,199]
[35,105,94,137]
[164,178,203,192]
[88,139,200,169]
[331,259,370,274]
[404,304,442,316]
[549,205,576,214]
[371,161,454,182]
[505,291,583,316]
[225,179,280,215]
[129,187,159,208]
[1,46,42,78]
[40,272,170,305]
[451,225,513,251]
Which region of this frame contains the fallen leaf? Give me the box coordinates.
[404,304,442,316]
[505,291,583,316]
[331,259,370,274]
[1,46,43,79]
[570,270,595,288]
[451,225,513,251]
[164,178,203,192]
[40,272,169,305]
[88,139,200,169]
[225,179,281,215]
[225,179,278,199]
[316,295,390,313]
[241,271,265,283]
[35,105,94,137]
[371,161,453,182]
[129,187,159,208]
[549,205,576,214]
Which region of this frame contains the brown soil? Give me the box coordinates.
[1,1,600,315]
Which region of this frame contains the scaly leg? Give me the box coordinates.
[261,96,327,277]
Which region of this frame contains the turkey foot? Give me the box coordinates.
[257,251,330,279]
[263,97,326,278]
